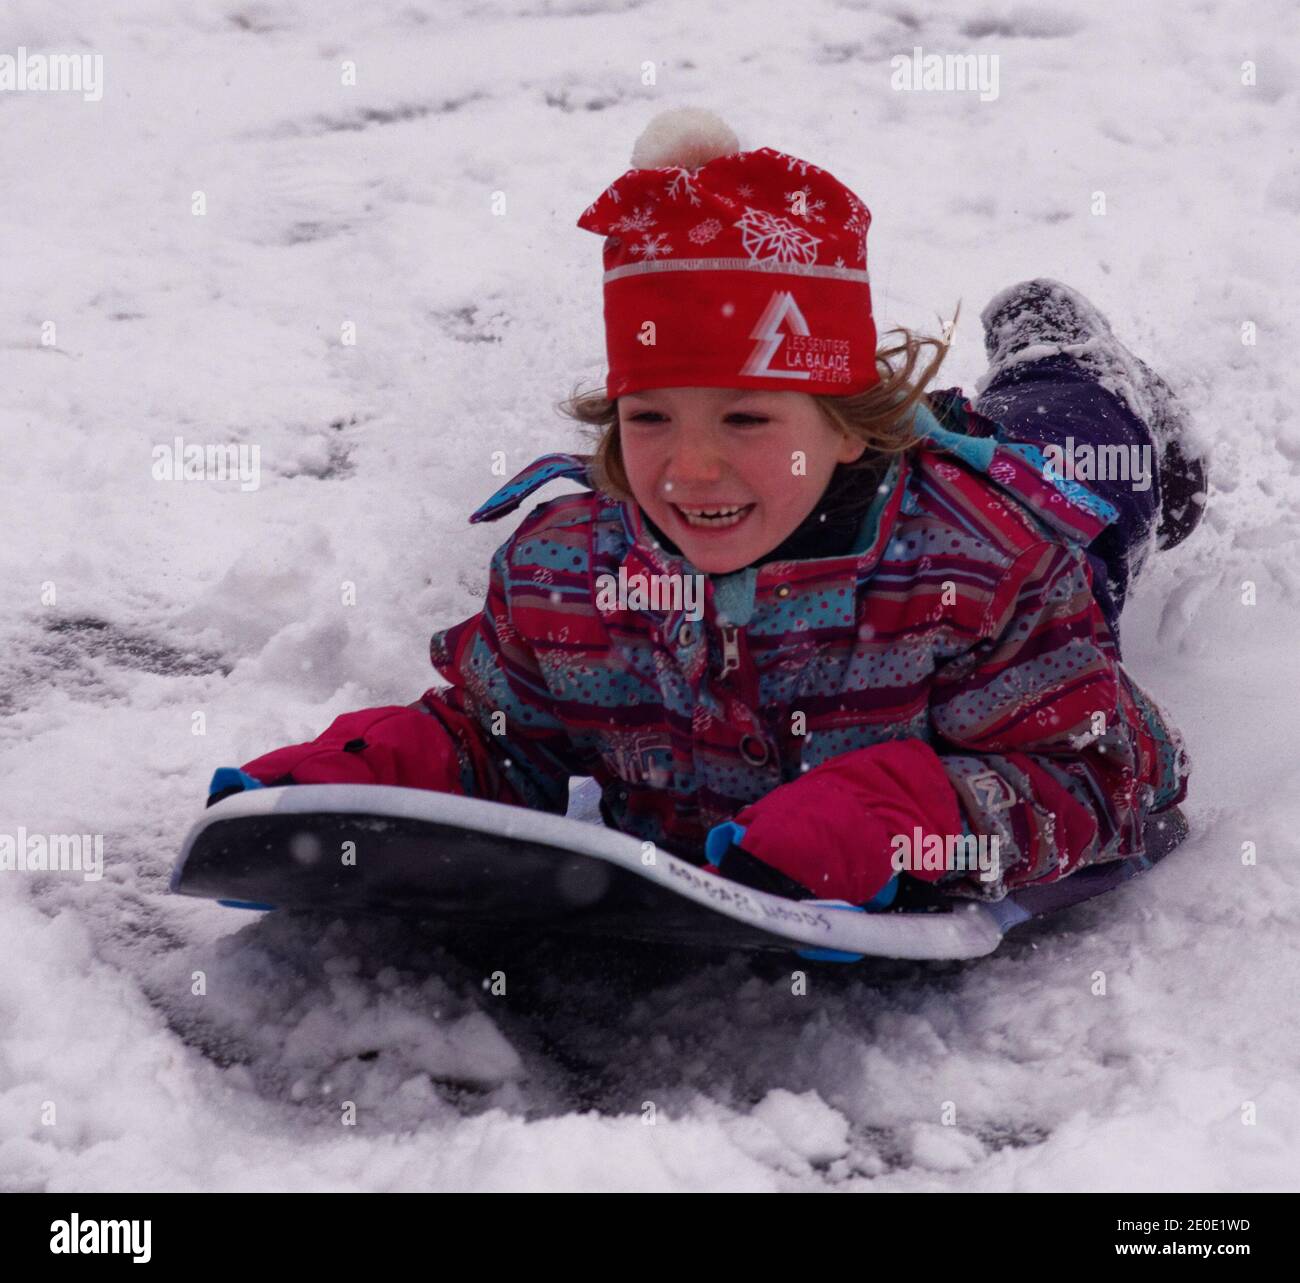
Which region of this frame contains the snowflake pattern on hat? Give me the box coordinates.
[577,146,870,271]
[611,206,656,233]
[663,167,703,205]
[630,232,673,260]
[688,218,723,245]
[734,207,821,265]
[843,198,869,264]
[785,187,828,224]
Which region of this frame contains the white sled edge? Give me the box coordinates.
[177,784,1008,962]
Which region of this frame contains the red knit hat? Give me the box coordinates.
[577,108,880,401]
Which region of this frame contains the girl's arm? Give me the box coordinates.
[924,536,1189,896]
[232,697,504,796]
[713,538,1189,903]
[422,532,589,815]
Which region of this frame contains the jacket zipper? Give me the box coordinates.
[719,625,741,677]
[715,624,768,754]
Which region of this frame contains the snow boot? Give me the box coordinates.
[978,278,1207,550]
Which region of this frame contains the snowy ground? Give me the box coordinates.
[1,0,1297,1191]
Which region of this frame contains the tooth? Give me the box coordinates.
[678,502,750,528]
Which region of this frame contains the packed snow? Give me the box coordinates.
[1,0,1297,1191]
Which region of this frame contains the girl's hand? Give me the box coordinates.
[206,767,266,808]
[702,738,965,907]
[215,704,467,798]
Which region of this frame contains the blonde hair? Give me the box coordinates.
[556,319,956,502]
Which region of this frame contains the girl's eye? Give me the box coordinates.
[725,414,769,425]
[626,411,666,423]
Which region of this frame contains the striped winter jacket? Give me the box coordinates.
[426,389,1189,900]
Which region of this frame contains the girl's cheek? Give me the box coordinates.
[622,454,659,507]
[745,450,799,503]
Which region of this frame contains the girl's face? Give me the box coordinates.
[617,387,867,574]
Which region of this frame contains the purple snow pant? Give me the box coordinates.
[974,354,1160,647]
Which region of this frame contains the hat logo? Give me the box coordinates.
[739,290,812,381]
[739,289,856,385]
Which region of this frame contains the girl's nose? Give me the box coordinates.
[663,431,725,489]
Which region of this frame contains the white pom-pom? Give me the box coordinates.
[630,107,741,170]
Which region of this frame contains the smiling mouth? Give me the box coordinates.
[671,503,756,530]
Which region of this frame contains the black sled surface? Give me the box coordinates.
[172,781,1189,962]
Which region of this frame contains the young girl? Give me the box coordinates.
[210,109,1200,911]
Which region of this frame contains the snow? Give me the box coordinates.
[1,0,1297,1192]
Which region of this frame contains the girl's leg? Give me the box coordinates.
[975,352,1160,645]
[974,279,1208,647]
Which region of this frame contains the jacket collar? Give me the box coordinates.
[468,453,596,524]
